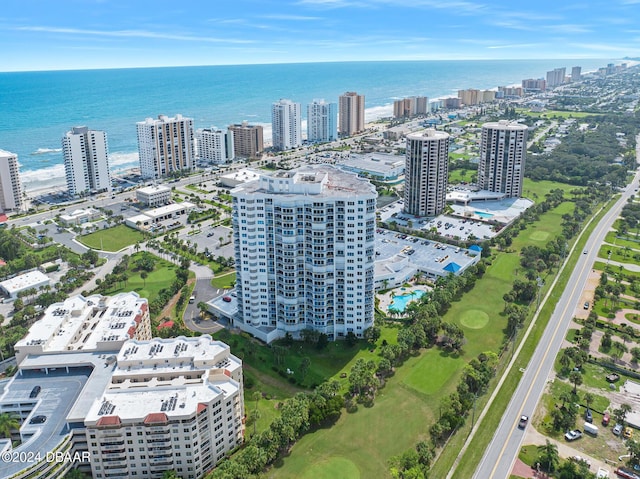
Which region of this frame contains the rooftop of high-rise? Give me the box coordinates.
[233,164,377,198]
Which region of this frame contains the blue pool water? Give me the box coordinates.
[389,290,426,313]
[475,211,494,219]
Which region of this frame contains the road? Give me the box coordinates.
[473,176,640,475]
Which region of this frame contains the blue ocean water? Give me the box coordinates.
[0,59,616,194]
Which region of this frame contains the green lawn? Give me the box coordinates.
[604,231,640,250]
[97,251,178,308]
[211,272,236,289]
[78,224,145,252]
[268,354,436,479]
[522,179,575,202]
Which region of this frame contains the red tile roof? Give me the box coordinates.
[143,413,168,425]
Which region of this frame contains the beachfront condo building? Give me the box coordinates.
[546,67,566,88]
[0,150,23,213]
[229,122,264,160]
[196,127,235,164]
[393,96,429,118]
[571,66,582,82]
[271,99,302,151]
[307,99,338,143]
[521,78,546,92]
[404,129,450,217]
[137,114,195,179]
[339,91,365,137]
[231,165,377,341]
[62,127,111,197]
[478,120,528,199]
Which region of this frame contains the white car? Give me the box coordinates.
[596,467,609,478]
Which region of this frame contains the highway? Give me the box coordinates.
[474,171,640,479]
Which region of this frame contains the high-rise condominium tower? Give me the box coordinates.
[231,165,377,341]
[571,66,582,82]
[307,99,338,143]
[339,92,365,137]
[229,122,264,159]
[271,99,302,151]
[404,129,450,217]
[62,127,111,197]
[0,150,23,213]
[137,114,195,179]
[546,67,566,88]
[196,127,235,164]
[478,120,528,198]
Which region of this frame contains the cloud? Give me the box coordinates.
[297,0,486,13]
[260,14,324,21]
[15,26,255,44]
[487,43,546,49]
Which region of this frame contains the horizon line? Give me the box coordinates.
[0,56,625,74]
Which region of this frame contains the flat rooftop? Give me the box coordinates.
[375,228,479,277]
[0,270,50,296]
[15,293,147,356]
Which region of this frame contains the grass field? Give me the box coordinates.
[211,272,236,289]
[98,251,178,309]
[79,224,145,252]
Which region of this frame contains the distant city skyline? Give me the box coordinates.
[2,0,639,72]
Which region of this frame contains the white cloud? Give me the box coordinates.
[260,14,324,21]
[15,26,255,44]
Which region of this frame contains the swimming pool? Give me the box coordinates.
[388,290,426,313]
[475,211,494,219]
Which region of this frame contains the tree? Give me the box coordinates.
[568,371,583,394]
[614,403,633,425]
[299,357,311,381]
[584,392,594,411]
[364,326,381,344]
[140,271,148,287]
[536,440,560,473]
[0,412,19,438]
[161,472,179,479]
[197,301,208,319]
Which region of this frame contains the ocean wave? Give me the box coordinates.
[31,148,62,155]
[109,151,139,167]
[365,104,394,122]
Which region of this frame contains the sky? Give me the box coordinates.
[1,0,640,72]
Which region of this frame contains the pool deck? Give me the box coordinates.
[378,285,429,314]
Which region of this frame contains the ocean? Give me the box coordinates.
[0,59,617,195]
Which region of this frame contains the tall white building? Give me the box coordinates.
[307,99,338,143]
[137,114,195,179]
[546,67,566,88]
[231,165,377,341]
[339,92,365,137]
[271,99,302,151]
[62,127,111,197]
[0,149,23,213]
[196,127,235,164]
[478,120,528,198]
[85,336,244,479]
[404,129,450,217]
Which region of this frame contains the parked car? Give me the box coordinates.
[624,427,634,439]
[518,415,529,429]
[29,415,46,424]
[222,296,232,302]
[564,429,583,441]
[583,301,590,309]
[585,408,593,423]
[602,412,610,426]
[29,386,41,398]
[613,423,624,436]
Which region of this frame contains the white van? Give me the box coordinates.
[189,296,195,304]
[584,422,598,436]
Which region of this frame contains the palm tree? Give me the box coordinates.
[0,412,19,439]
[568,371,583,394]
[536,440,560,472]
